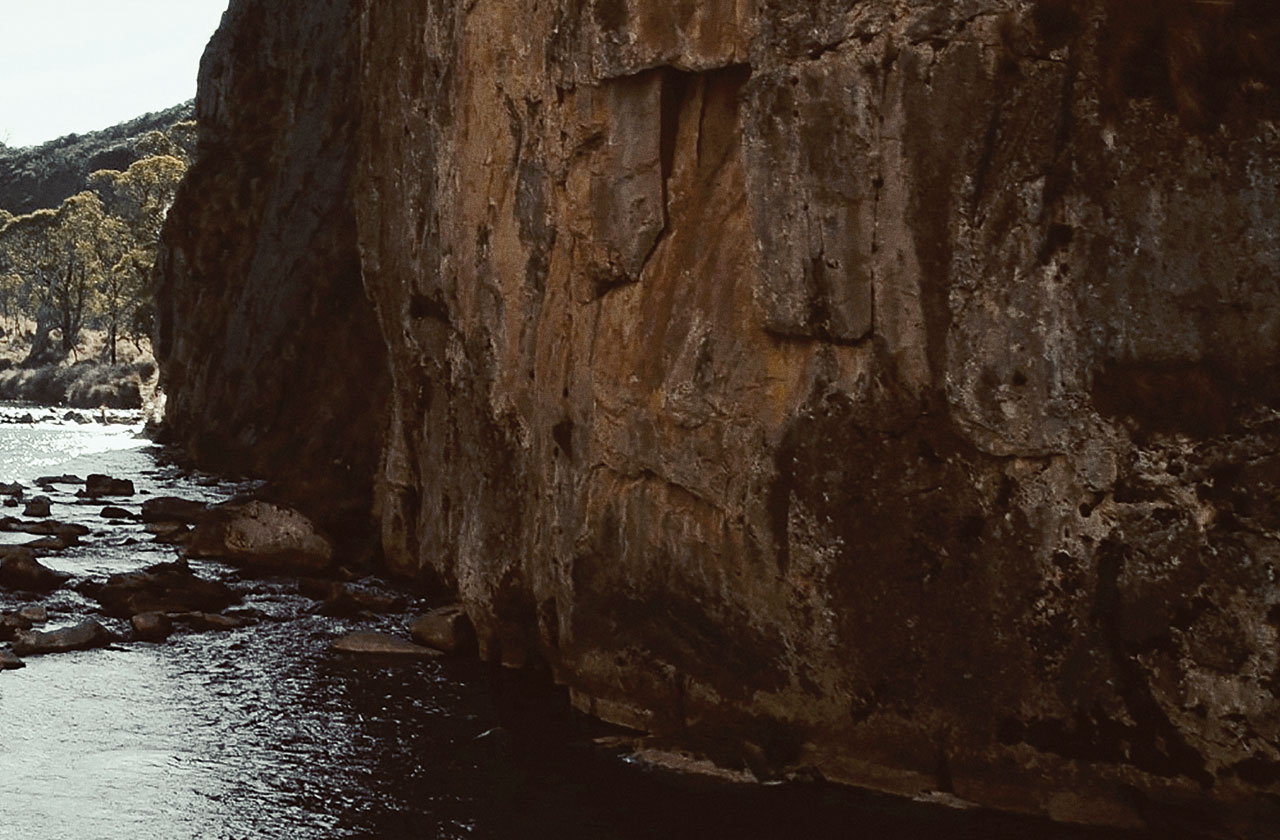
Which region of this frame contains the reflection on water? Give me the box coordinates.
[0,410,1151,839]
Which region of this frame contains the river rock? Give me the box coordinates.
[0,517,90,538]
[81,474,135,497]
[35,474,82,486]
[175,611,250,631]
[17,604,47,623]
[0,612,32,641]
[331,631,439,658]
[22,496,51,518]
[312,581,404,616]
[94,563,238,617]
[187,500,333,572]
[0,482,24,498]
[140,496,208,524]
[11,619,113,655]
[0,548,68,592]
[410,605,476,656]
[0,648,23,670]
[130,611,173,642]
[100,506,134,520]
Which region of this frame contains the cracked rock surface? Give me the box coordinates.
[157,1,1280,832]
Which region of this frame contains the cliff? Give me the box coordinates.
[0,103,194,214]
[157,1,1280,834]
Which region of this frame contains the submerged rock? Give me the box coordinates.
[100,506,135,520]
[309,580,404,616]
[174,611,250,632]
[0,648,23,670]
[0,549,68,592]
[410,605,477,656]
[11,619,113,655]
[331,631,439,657]
[17,604,48,623]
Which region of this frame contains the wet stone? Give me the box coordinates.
[94,563,238,618]
[81,474,135,497]
[411,604,477,655]
[35,474,83,486]
[17,605,47,623]
[131,611,173,642]
[22,496,51,518]
[0,648,23,670]
[100,506,134,520]
[0,612,32,641]
[175,611,250,632]
[140,496,208,524]
[0,549,69,592]
[11,619,113,656]
[331,631,440,657]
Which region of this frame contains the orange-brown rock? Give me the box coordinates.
[156,1,1280,833]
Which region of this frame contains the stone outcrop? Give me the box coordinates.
[156,0,1280,833]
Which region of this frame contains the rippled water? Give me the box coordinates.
[0,409,1155,839]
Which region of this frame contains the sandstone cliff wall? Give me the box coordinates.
[159,1,1280,833]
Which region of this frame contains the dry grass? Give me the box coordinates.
[0,323,158,409]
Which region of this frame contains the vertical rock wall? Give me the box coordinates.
[156,0,388,537]
[159,1,1280,832]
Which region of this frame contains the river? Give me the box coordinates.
[0,407,1159,839]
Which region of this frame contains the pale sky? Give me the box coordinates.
[0,1,229,148]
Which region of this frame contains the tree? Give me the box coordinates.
[0,119,193,366]
[0,192,113,362]
[87,154,186,361]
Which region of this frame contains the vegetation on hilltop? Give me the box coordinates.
[0,118,193,404]
[0,102,194,215]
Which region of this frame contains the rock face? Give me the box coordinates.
[154,0,388,542]
[156,0,1280,832]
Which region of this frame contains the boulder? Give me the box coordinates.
[22,496,51,518]
[410,605,477,656]
[0,482,24,498]
[100,506,134,520]
[81,474,135,497]
[188,500,333,572]
[140,496,209,524]
[330,631,440,657]
[11,619,113,655]
[130,611,173,642]
[0,648,23,670]
[3,499,16,508]
[94,563,238,617]
[0,549,68,592]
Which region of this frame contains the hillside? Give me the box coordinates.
[0,102,194,214]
